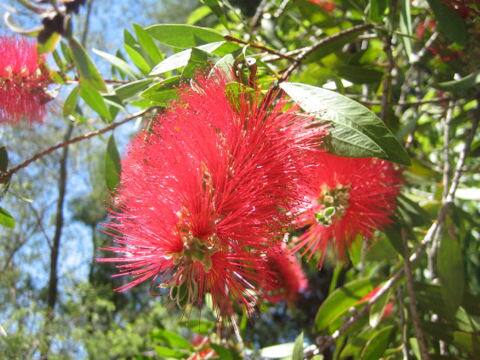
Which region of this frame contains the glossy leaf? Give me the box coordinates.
[105,135,121,192]
[280,82,411,165]
[93,49,138,79]
[114,79,153,101]
[133,24,163,64]
[68,37,107,92]
[79,83,112,122]
[0,207,15,229]
[315,278,375,331]
[145,24,224,49]
[360,325,394,360]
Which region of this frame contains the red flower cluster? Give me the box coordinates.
[264,244,308,303]
[308,0,336,13]
[99,75,317,315]
[293,152,402,262]
[0,36,50,124]
[101,73,402,316]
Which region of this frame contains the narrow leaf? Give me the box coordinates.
[133,24,164,64]
[360,326,395,360]
[68,37,106,91]
[79,83,112,122]
[427,0,468,45]
[292,332,304,360]
[93,48,138,79]
[105,135,121,192]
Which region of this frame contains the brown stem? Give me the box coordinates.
[0,109,154,183]
[402,228,431,360]
[46,123,74,319]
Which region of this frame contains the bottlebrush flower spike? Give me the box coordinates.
[0,36,51,124]
[264,243,308,303]
[99,73,322,316]
[293,152,402,263]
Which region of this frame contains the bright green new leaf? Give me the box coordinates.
[0,207,15,229]
[280,82,411,165]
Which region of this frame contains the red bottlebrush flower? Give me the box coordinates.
[264,243,308,303]
[99,74,320,316]
[293,152,402,263]
[0,36,50,124]
[308,0,336,12]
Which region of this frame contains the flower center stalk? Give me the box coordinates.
[314,184,351,226]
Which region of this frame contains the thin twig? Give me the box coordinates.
[396,286,412,360]
[224,35,297,61]
[402,228,431,360]
[0,109,154,183]
[380,0,398,122]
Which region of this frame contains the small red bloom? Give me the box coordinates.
[308,0,336,13]
[442,0,480,18]
[189,335,216,360]
[0,36,50,124]
[293,152,402,263]
[358,286,394,320]
[264,243,308,303]
[99,74,320,316]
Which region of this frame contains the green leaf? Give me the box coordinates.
[0,146,8,173]
[150,41,235,75]
[438,72,480,93]
[292,332,304,360]
[280,82,411,165]
[145,24,224,49]
[427,0,468,45]
[63,85,80,117]
[115,79,153,101]
[105,135,121,192]
[187,5,212,25]
[68,37,107,92]
[151,329,192,350]
[38,32,61,54]
[79,83,112,121]
[304,30,366,63]
[133,24,164,64]
[0,207,15,229]
[260,343,295,358]
[92,49,138,79]
[437,234,465,315]
[369,0,387,22]
[399,0,413,61]
[179,319,214,334]
[360,326,395,360]
[124,44,151,74]
[182,47,213,78]
[209,344,235,360]
[335,64,383,84]
[154,346,185,358]
[315,278,375,331]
